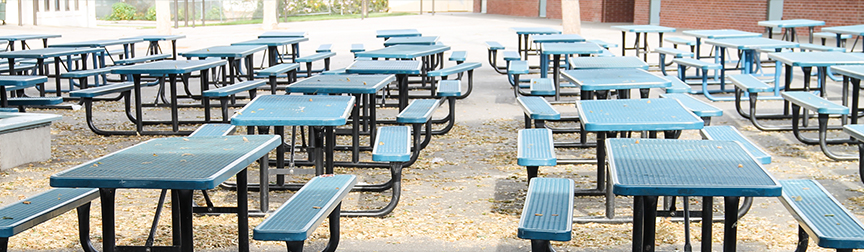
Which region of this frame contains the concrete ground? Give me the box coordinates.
[0,13,861,251]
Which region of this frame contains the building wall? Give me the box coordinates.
[546,0,561,19]
[485,0,539,17]
[634,0,766,32]
[603,0,633,22]
[782,0,864,34]
[580,0,603,22]
[6,0,97,27]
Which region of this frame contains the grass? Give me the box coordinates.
[100,12,416,29]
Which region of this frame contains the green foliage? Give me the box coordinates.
[205,6,223,20]
[143,6,156,21]
[280,0,389,16]
[105,2,137,21]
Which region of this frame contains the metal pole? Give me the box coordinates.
[431,0,434,15]
[201,0,205,25]
[174,0,178,28]
[191,0,195,27]
[419,0,422,14]
[17,0,22,26]
[31,0,36,25]
[184,0,188,27]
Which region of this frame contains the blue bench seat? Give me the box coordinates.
[518,177,574,251]
[295,52,336,77]
[372,126,411,162]
[529,78,555,96]
[315,44,332,53]
[0,188,98,250]
[449,51,466,63]
[517,96,560,129]
[507,60,530,96]
[664,76,691,94]
[255,63,300,94]
[782,91,855,160]
[673,58,725,101]
[321,68,346,75]
[436,80,461,97]
[700,125,771,164]
[350,44,365,53]
[813,32,852,46]
[655,47,694,58]
[485,41,505,51]
[518,128,556,182]
[782,91,849,115]
[59,67,115,79]
[503,51,521,61]
[427,62,480,99]
[189,123,235,137]
[660,93,722,125]
[485,41,508,74]
[799,43,847,52]
[588,39,618,49]
[779,179,864,251]
[113,53,170,65]
[0,63,37,74]
[68,82,135,98]
[397,99,440,124]
[202,80,268,122]
[7,97,63,111]
[253,175,357,251]
[664,37,697,47]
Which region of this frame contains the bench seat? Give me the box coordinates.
[673,58,722,70]
[518,128,556,168]
[189,124,235,137]
[315,44,332,53]
[202,80,268,98]
[253,174,357,250]
[321,68,346,75]
[295,52,336,63]
[781,92,849,115]
[0,75,47,87]
[449,51,467,62]
[0,188,98,249]
[518,177,574,251]
[59,67,115,79]
[503,51,521,61]
[508,60,530,75]
[350,44,365,53]
[517,96,561,130]
[700,125,771,164]
[436,80,461,97]
[68,82,135,98]
[397,99,441,124]
[588,39,617,49]
[426,62,481,77]
[255,63,299,78]
[655,47,694,58]
[660,93,722,124]
[798,43,847,52]
[529,78,555,96]
[0,63,37,74]
[372,126,411,162]
[664,76,691,94]
[485,41,505,51]
[7,97,63,107]
[779,179,864,250]
[729,74,772,93]
[664,37,697,46]
[113,54,170,65]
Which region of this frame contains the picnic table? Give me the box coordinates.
[768,52,864,101]
[576,98,704,218]
[108,59,227,135]
[530,34,586,44]
[822,24,864,52]
[344,60,422,111]
[286,74,395,164]
[561,68,670,99]
[828,65,864,124]
[703,37,798,90]
[758,19,825,43]
[0,47,106,96]
[608,138,781,252]
[0,34,60,51]
[568,56,649,70]
[681,29,762,60]
[538,42,605,101]
[232,37,309,66]
[611,25,676,62]
[376,29,422,40]
[122,35,186,59]
[383,36,440,47]
[258,31,308,38]
[180,45,266,84]
[50,135,282,252]
[230,95,354,211]
[0,75,47,107]
[510,27,561,60]
[49,38,145,61]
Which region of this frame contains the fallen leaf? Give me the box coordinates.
[22,201,30,205]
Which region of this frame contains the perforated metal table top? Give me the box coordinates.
[530,34,586,43]
[180,45,267,58]
[607,138,781,197]
[568,56,649,70]
[758,19,825,28]
[286,74,394,94]
[230,95,354,127]
[540,42,605,55]
[49,38,143,47]
[510,27,561,35]
[0,47,105,58]
[704,37,800,50]
[0,34,61,41]
[353,45,450,59]
[111,59,226,75]
[50,135,281,190]
[375,29,421,38]
[561,68,670,91]
[232,37,309,47]
[768,52,864,67]
[682,29,762,39]
[832,65,864,80]
[611,25,676,33]
[344,60,422,75]
[576,98,703,132]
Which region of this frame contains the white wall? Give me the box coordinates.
[389,0,474,13]
[6,0,97,27]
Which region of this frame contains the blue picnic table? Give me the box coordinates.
[562,68,670,99]
[703,37,799,96]
[510,27,561,60]
[180,45,267,83]
[383,36,440,47]
[50,135,282,252]
[232,37,309,66]
[344,60,422,111]
[568,56,649,70]
[0,47,106,96]
[828,65,864,124]
[769,52,864,100]
[611,25,676,62]
[608,138,780,252]
[122,35,186,59]
[530,34,586,44]
[0,34,61,51]
[376,29,422,39]
[106,59,227,135]
[682,29,762,60]
[49,38,145,60]
[576,98,704,219]
[258,31,308,38]
[822,24,864,52]
[539,42,605,101]
[758,19,825,43]
[0,75,48,107]
[230,95,354,211]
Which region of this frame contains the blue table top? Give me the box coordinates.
[123,35,187,41]
[831,65,864,80]
[608,138,781,197]
[561,68,670,91]
[383,36,440,46]
[0,47,106,59]
[823,25,864,36]
[286,74,395,94]
[258,31,308,38]
[510,27,561,35]
[568,56,649,70]
[758,19,825,28]
[768,52,864,67]
[530,34,586,43]
[576,98,703,131]
[0,34,61,41]
[50,135,282,190]
[682,29,762,39]
[541,42,605,55]
[180,45,267,58]
[345,60,422,75]
[353,45,450,59]
[49,38,144,47]
[376,29,422,38]
[230,95,354,126]
[704,37,799,50]
[0,75,48,86]
[611,25,676,33]
[232,37,309,47]
[111,59,227,75]
[0,112,62,133]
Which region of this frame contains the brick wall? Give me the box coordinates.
[634,0,767,32]
[580,0,603,22]
[604,0,634,22]
[485,0,540,17]
[783,0,864,35]
[546,0,562,19]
